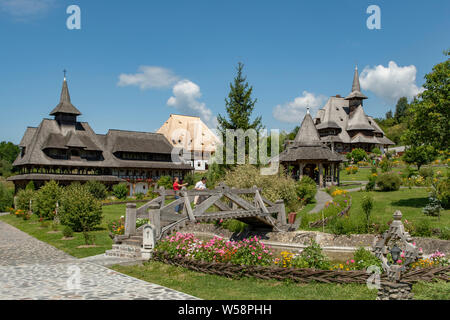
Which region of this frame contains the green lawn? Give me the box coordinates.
[340,165,448,182]
[302,188,449,235]
[112,261,449,300]
[348,188,450,230]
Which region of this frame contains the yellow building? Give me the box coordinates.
[157,114,220,171]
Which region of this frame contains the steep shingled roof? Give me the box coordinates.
[347,105,375,131]
[345,66,368,100]
[49,78,82,116]
[294,113,322,146]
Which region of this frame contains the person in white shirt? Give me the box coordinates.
[194,177,207,205]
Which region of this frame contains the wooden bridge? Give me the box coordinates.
[113,183,297,249]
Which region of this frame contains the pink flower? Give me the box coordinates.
[397,259,402,264]
[350,259,355,264]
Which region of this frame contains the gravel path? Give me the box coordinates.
[309,190,333,213]
[0,221,198,300]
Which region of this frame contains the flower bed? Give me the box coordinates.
[153,252,450,285]
[152,233,450,284]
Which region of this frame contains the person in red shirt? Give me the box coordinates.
[173,177,188,213]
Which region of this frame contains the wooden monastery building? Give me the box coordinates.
[279,66,395,187]
[8,77,193,195]
[312,66,394,153]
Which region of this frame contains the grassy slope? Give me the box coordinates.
[348,188,450,229]
[112,261,450,300]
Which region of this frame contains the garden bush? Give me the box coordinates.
[295,176,317,204]
[419,167,434,179]
[112,183,128,200]
[352,247,382,270]
[376,172,402,191]
[157,176,173,189]
[436,175,450,209]
[59,183,103,233]
[0,182,13,212]
[33,180,63,220]
[371,147,381,156]
[135,192,145,200]
[62,226,74,238]
[298,240,330,270]
[223,164,298,211]
[85,180,107,200]
[25,181,35,191]
[413,219,433,238]
[361,194,374,232]
[346,148,367,163]
[15,189,35,211]
[365,174,377,191]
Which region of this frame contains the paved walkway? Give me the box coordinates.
[0,221,198,300]
[309,190,333,213]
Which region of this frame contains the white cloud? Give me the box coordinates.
[167,80,217,128]
[360,61,424,104]
[273,91,327,123]
[0,0,55,19]
[118,66,179,90]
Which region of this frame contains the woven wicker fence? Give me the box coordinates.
[153,253,450,285]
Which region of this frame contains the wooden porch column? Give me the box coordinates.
[319,163,324,188]
[299,162,304,181]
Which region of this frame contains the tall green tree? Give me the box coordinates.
[0,141,19,164]
[394,97,409,124]
[217,62,263,164]
[385,110,393,120]
[403,51,450,151]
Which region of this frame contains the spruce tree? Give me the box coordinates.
[217,62,263,165]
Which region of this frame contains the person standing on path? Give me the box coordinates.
[173,177,188,213]
[194,177,207,206]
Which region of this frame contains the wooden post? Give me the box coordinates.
[319,163,324,188]
[182,191,196,222]
[125,203,137,236]
[299,163,304,181]
[148,203,161,238]
[275,200,286,225]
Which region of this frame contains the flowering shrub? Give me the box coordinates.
[376,172,402,191]
[154,233,274,266]
[411,251,448,270]
[14,209,25,218]
[345,166,358,175]
[331,189,348,197]
[108,217,125,235]
[136,218,149,228]
[357,161,370,167]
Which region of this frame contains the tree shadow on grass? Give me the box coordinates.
[391,197,428,208]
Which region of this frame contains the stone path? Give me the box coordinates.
[0,221,198,300]
[309,190,333,213]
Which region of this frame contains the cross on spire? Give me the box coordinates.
[63,69,67,81]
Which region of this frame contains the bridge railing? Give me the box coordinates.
[119,183,289,245]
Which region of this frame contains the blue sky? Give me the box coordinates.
[0,0,449,144]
